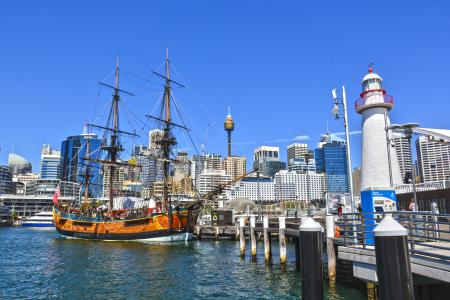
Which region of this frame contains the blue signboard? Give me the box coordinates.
[361,189,397,245]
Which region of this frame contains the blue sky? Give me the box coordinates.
[1,1,449,171]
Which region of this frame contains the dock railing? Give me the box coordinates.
[335,211,450,261]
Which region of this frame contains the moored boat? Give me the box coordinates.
[22,211,54,228]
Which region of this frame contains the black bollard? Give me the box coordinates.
[373,215,414,300]
[295,236,300,269]
[299,217,323,300]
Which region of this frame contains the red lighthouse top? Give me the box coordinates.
[368,63,373,74]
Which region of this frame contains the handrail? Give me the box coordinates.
[336,211,450,261]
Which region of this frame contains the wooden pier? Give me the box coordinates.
[195,212,450,299]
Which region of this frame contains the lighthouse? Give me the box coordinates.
[356,66,402,189]
[356,66,401,220]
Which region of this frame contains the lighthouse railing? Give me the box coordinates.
[355,94,394,112]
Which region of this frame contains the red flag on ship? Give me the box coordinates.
[53,185,60,205]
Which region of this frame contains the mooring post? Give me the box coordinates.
[326,214,336,286]
[373,215,414,300]
[215,226,220,239]
[239,217,246,257]
[294,236,300,269]
[195,225,202,240]
[299,217,323,300]
[279,216,287,264]
[263,216,272,263]
[250,216,257,259]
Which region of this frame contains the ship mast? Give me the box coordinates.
[83,125,91,201]
[109,57,120,210]
[162,48,174,227]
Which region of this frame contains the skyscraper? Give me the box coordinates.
[8,153,32,175]
[287,143,309,164]
[222,156,246,181]
[392,136,412,183]
[173,152,191,181]
[0,166,12,194]
[40,144,61,180]
[60,131,102,198]
[416,135,450,182]
[253,146,286,177]
[191,153,222,184]
[315,133,350,193]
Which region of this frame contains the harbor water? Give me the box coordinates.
[0,227,366,299]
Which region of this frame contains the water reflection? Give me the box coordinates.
[0,228,366,299]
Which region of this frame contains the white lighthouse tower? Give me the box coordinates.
[356,66,402,191]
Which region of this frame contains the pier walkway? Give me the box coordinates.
[336,212,450,284]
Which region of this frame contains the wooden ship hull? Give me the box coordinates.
[53,209,193,242]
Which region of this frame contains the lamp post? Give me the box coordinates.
[304,152,312,203]
[384,111,394,187]
[388,123,420,211]
[332,86,355,213]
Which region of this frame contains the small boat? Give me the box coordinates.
[22,211,54,228]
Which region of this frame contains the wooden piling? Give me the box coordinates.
[215,226,220,239]
[263,216,272,263]
[239,217,245,257]
[279,216,286,264]
[195,225,202,240]
[250,216,257,260]
[235,222,240,241]
[326,214,337,286]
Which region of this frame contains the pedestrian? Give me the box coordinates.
[357,203,362,213]
[408,199,416,211]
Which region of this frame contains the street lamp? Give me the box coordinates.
[304,152,312,202]
[331,86,355,213]
[388,123,420,211]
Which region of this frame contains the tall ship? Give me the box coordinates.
[53,51,201,242]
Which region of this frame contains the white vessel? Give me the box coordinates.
[22,211,54,228]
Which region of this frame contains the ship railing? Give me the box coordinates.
[335,211,450,261]
[56,206,177,222]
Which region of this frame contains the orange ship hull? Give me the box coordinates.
[53,209,193,242]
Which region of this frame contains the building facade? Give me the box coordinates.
[222,156,246,181]
[288,157,316,173]
[226,176,275,202]
[0,166,12,194]
[195,169,231,196]
[8,153,32,175]
[393,137,412,183]
[274,170,325,202]
[60,132,103,197]
[41,144,61,180]
[253,146,286,177]
[315,134,350,193]
[416,135,450,183]
[287,143,309,164]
